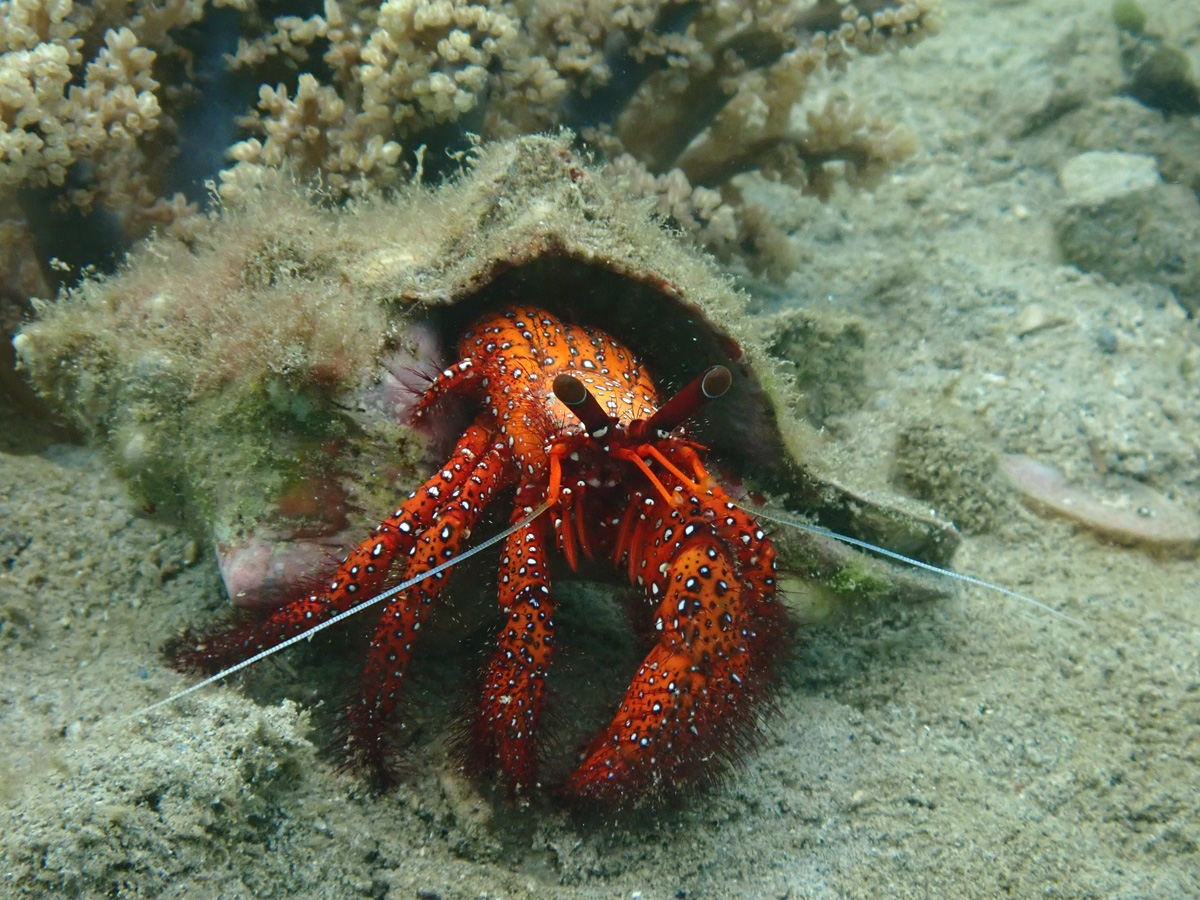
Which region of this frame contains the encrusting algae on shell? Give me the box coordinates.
[14,133,957,618]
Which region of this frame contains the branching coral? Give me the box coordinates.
[0,0,211,231]
[218,0,939,274]
[0,0,211,419]
[1,0,939,297]
[221,0,543,194]
[602,0,936,271]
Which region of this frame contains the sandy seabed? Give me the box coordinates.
[2,0,1198,897]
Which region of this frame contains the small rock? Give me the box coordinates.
[1095,327,1119,354]
[1059,150,1160,206]
[1013,303,1067,337]
[1056,151,1200,314]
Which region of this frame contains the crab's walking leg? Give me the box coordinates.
[410,358,476,422]
[347,442,512,777]
[169,425,490,673]
[564,491,784,802]
[469,482,557,793]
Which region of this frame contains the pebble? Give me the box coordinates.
[1095,327,1119,354]
[1056,150,1200,314]
[1059,150,1160,206]
[1013,304,1067,337]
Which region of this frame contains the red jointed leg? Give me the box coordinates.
[469,483,557,794]
[168,425,491,674]
[410,357,478,423]
[346,442,512,777]
[705,494,778,613]
[564,537,778,803]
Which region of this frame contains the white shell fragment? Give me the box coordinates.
[1000,454,1200,554]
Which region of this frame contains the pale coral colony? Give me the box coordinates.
[0,0,939,288]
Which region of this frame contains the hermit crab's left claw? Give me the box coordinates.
[561,489,786,804]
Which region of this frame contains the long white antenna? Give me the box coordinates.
[736,501,1082,625]
[128,501,552,721]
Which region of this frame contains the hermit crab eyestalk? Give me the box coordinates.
[642,364,731,438]
[553,373,616,438]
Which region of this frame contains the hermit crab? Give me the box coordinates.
[14,134,957,803]
[170,305,787,799]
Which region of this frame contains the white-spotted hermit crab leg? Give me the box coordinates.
[129,500,552,721]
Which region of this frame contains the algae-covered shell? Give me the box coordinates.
[14,133,957,610]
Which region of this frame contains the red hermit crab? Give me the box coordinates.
[171,305,788,802]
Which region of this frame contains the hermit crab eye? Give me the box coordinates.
[553,373,614,438]
[642,365,731,438]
